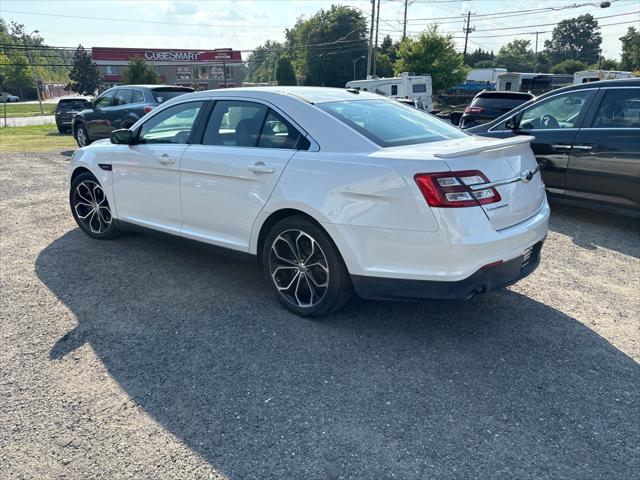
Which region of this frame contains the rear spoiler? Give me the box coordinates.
[434,135,535,158]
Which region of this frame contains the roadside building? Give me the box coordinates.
[92,47,243,90]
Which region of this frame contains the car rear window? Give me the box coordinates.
[472,96,531,109]
[318,99,466,148]
[151,87,195,103]
[57,99,90,110]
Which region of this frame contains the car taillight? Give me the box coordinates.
[143,105,154,113]
[464,106,485,114]
[414,170,501,208]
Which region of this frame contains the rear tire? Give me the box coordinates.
[262,216,353,317]
[70,172,119,240]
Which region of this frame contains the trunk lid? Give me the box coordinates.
[434,135,545,230]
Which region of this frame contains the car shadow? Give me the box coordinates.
[36,230,640,479]
[548,202,640,259]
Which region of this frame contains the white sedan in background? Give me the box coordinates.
[69,87,549,316]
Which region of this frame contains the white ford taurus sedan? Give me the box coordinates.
[69,87,549,316]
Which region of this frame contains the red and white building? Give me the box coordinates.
[92,47,243,89]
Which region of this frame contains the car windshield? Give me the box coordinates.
[57,99,90,110]
[151,87,194,103]
[318,99,466,147]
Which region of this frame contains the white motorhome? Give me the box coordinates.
[467,68,507,83]
[573,70,634,84]
[345,73,434,111]
[496,72,537,92]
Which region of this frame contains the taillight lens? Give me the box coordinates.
[143,105,154,113]
[414,170,501,208]
[464,106,485,114]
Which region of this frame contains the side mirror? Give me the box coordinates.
[111,129,135,145]
[504,115,518,130]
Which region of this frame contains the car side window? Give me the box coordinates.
[591,89,640,129]
[132,89,145,104]
[114,89,132,106]
[258,110,305,149]
[138,101,203,144]
[519,90,592,130]
[94,90,115,108]
[203,100,268,147]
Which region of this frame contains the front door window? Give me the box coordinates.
[519,90,592,130]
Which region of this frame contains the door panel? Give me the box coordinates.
[111,101,205,233]
[566,129,640,213]
[86,90,116,138]
[566,88,640,214]
[179,145,295,250]
[112,144,187,233]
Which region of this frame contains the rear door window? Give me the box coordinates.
[258,110,304,149]
[114,89,132,106]
[591,89,640,129]
[132,89,145,103]
[203,101,268,147]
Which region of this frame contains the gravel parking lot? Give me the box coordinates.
[1,151,639,479]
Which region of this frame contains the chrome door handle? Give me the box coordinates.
[551,144,573,150]
[572,145,593,150]
[157,154,175,165]
[247,162,275,174]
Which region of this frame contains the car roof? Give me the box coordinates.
[106,84,194,90]
[476,91,533,97]
[185,86,382,104]
[543,77,640,95]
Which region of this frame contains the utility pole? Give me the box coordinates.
[373,0,381,76]
[534,31,540,72]
[25,30,44,114]
[462,12,474,64]
[366,0,376,78]
[402,0,409,40]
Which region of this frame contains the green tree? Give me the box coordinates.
[394,26,467,92]
[544,14,602,65]
[494,40,535,72]
[66,45,101,95]
[466,48,495,68]
[122,56,159,85]
[286,5,368,87]
[620,26,640,71]
[375,53,394,78]
[245,40,285,83]
[275,56,297,85]
[550,59,588,74]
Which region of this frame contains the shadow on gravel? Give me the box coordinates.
[548,203,640,259]
[37,229,640,479]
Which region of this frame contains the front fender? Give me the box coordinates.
[69,144,118,219]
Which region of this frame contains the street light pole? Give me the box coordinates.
[353,55,366,80]
[25,30,44,114]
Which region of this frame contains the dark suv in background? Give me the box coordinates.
[72,85,194,147]
[459,91,535,128]
[468,78,640,218]
[55,97,92,133]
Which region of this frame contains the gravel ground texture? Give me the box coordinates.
[1,151,639,480]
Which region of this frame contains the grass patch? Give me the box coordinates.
[0,124,76,152]
[1,103,56,117]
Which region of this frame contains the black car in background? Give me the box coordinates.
[468,78,640,218]
[459,91,534,128]
[72,85,195,147]
[55,97,92,133]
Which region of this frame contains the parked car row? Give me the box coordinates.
[1,92,20,102]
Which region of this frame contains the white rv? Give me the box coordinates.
[496,72,537,92]
[573,70,633,84]
[467,68,507,83]
[345,73,434,111]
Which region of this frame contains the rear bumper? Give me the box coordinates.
[352,240,544,301]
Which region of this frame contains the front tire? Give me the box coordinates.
[74,124,92,147]
[262,216,353,317]
[70,172,119,240]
